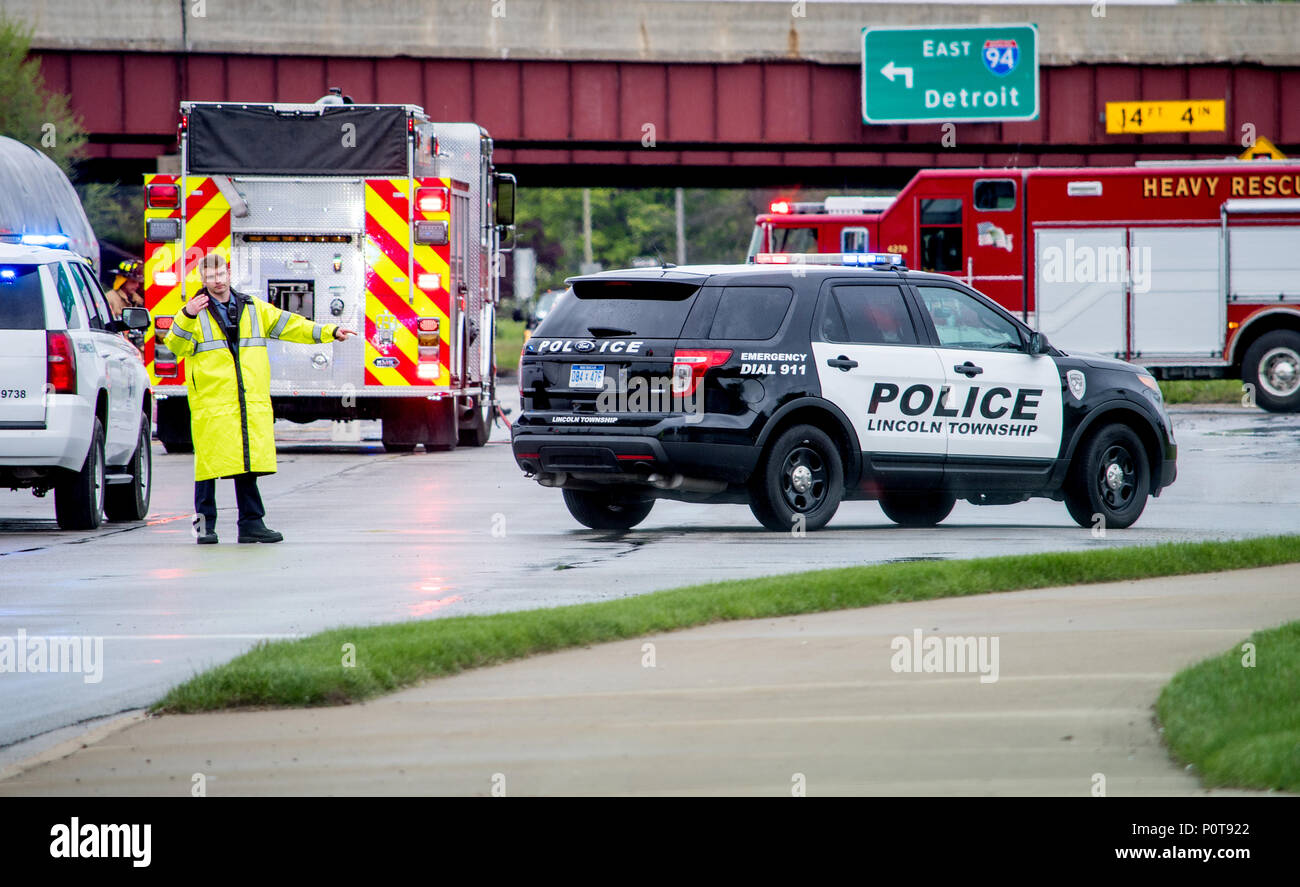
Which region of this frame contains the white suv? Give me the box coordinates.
[0,242,153,529]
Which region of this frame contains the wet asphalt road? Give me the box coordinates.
[1,390,1297,748]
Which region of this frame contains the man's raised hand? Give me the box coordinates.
[183,293,209,317]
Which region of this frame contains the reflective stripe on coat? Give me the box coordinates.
[163,291,338,481]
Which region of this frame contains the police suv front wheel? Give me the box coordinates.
[562,489,655,531]
[749,424,844,532]
[1064,423,1151,530]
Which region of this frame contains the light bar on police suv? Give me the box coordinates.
[753,252,906,269]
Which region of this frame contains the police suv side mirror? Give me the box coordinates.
[1027,331,1049,355]
[119,307,151,331]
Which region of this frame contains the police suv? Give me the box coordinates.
[0,241,153,530]
[511,255,1177,532]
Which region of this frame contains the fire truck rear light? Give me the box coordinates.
[147,184,180,208]
[770,200,792,214]
[417,361,440,378]
[417,317,440,333]
[414,221,449,245]
[155,361,179,377]
[146,219,181,243]
[671,348,731,396]
[417,273,441,291]
[416,187,449,213]
[1067,181,1103,197]
[46,331,77,394]
[154,316,173,330]
[153,270,178,286]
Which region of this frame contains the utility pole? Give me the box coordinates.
[582,188,593,268]
[675,187,686,265]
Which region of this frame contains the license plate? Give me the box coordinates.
[569,364,605,389]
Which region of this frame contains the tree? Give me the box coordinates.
[0,15,85,175]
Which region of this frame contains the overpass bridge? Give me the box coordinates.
[11,0,1300,186]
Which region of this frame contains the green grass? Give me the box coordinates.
[153,535,1300,714]
[1159,379,1247,405]
[495,317,527,373]
[1158,621,1300,792]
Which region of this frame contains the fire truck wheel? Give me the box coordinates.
[156,398,193,454]
[457,396,491,447]
[1063,423,1150,530]
[1243,330,1300,413]
[748,424,843,532]
[878,491,956,527]
[562,489,654,531]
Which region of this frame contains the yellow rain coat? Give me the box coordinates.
[163,290,338,481]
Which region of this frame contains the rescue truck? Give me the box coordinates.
[750,158,1300,412]
[143,96,516,452]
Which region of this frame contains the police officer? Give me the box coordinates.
[163,253,357,543]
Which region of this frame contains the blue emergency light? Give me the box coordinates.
[19,233,70,247]
[753,251,907,270]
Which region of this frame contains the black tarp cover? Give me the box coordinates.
[188,105,409,175]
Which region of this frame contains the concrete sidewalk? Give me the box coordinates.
[2,565,1296,796]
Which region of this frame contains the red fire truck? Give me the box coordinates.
[750,159,1300,412]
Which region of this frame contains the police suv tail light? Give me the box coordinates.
[147,184,180,209]
[416,187,449,214]
[46,331,77,394]
[671,349,731,396]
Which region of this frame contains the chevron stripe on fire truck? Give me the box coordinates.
[363,178,452,387]
[143,173,182,385]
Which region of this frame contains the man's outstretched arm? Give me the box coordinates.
[263,303,356,344]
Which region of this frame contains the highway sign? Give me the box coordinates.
[861,24,1039,125]
[1105,100,1225,134]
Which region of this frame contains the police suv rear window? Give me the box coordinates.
[817,285,918,346]
[0,265,46,330]
[536,281,701,339]
[709,286,792,340]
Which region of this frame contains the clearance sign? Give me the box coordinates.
[1142,172,1300,200]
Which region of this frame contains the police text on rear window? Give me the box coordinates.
[536,281,701,339]
[710,286,793,340]
[0,265,46,330]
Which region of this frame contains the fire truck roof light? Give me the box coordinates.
[769,200,792,214]
[753,252,906,269]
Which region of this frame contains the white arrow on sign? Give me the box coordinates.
[880,60,914,89]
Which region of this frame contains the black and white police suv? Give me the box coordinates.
[511,254,1176,532]
[0,241,153,530]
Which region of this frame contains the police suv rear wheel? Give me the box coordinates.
[749,424,843,532]
[1064,423,1151,530]
[878,491,956,528]
[562,489,655,531]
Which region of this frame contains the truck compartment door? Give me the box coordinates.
[1129,227,1223,358]
[1033,227,1127,357]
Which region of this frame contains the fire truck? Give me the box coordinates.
[143,96,516,451]
[750,159,1300,412]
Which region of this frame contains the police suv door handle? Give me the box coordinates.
[954,361,984,377]
[826,355,859,371]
